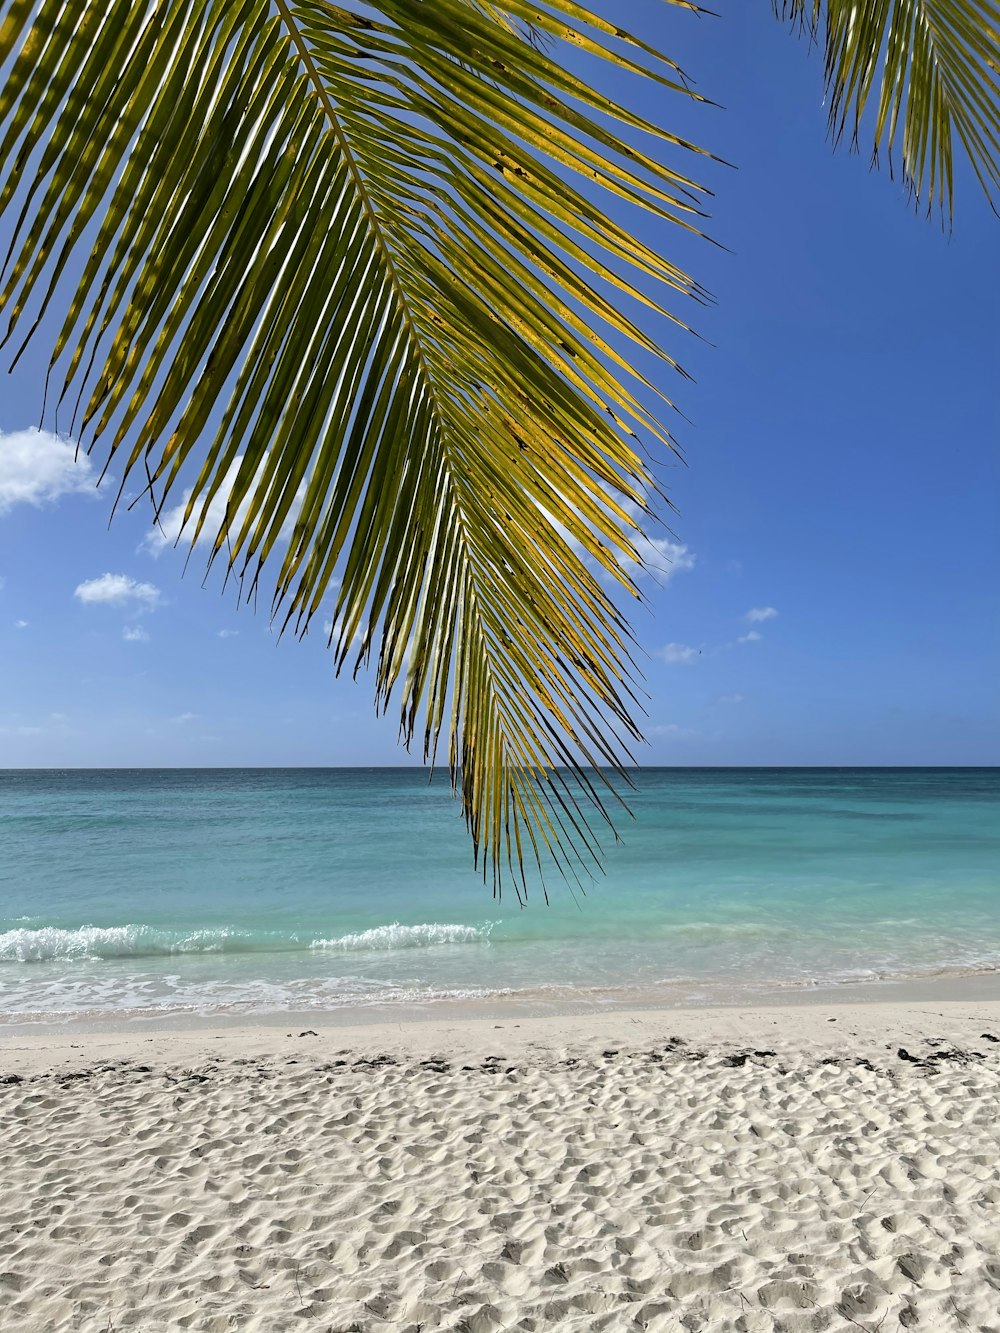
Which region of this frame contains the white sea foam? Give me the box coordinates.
[0,924,247,963]
[310,922,492,952]
[0,920,494,963]
[0,971,513,1020]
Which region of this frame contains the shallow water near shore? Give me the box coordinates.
[1,767,997,1024]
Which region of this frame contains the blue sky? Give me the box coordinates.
[1,3,997,767]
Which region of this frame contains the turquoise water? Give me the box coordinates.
[1,768,997,1022]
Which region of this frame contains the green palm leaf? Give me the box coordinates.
[777,1,1000,216]
[0,0,714,893]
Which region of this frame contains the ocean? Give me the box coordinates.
[1,768,997,1025]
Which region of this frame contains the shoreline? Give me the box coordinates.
[5,984,1000,1077]
[3,967,1000,1050]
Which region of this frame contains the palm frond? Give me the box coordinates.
[0,0,715,893]
[777,0,1000,217]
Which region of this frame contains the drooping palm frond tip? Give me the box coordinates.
[0,0,716,892]
[777,0,1000,217]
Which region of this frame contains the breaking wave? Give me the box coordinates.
[311,923,490,952]
[0,921,494,964]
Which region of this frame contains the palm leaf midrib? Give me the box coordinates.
[273,0,582,815]
[273,0,451,421]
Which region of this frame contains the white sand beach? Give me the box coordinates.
[3,997,1000,1331]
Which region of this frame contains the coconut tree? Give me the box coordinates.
[0,0,996,892]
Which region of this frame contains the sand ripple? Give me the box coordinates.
[2,1023,1000,1330]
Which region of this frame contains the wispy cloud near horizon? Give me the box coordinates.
[649,722,696,738]
[656,642,701,665]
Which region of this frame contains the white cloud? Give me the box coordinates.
[745,606,778,623]
[549,496,695,591]
[321,619,367,654]
[633,535,695,583]
[123,625,149,642]
[737,630,762,644]
[170,712,198,725]
[75,573,161,609]
[0,430,95,516]
[217,629,239,639]
[142,455,306,557]
[618,497,695,584]
[717,693,745,705]
[14,619,28,629]
[656,642,701,665]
